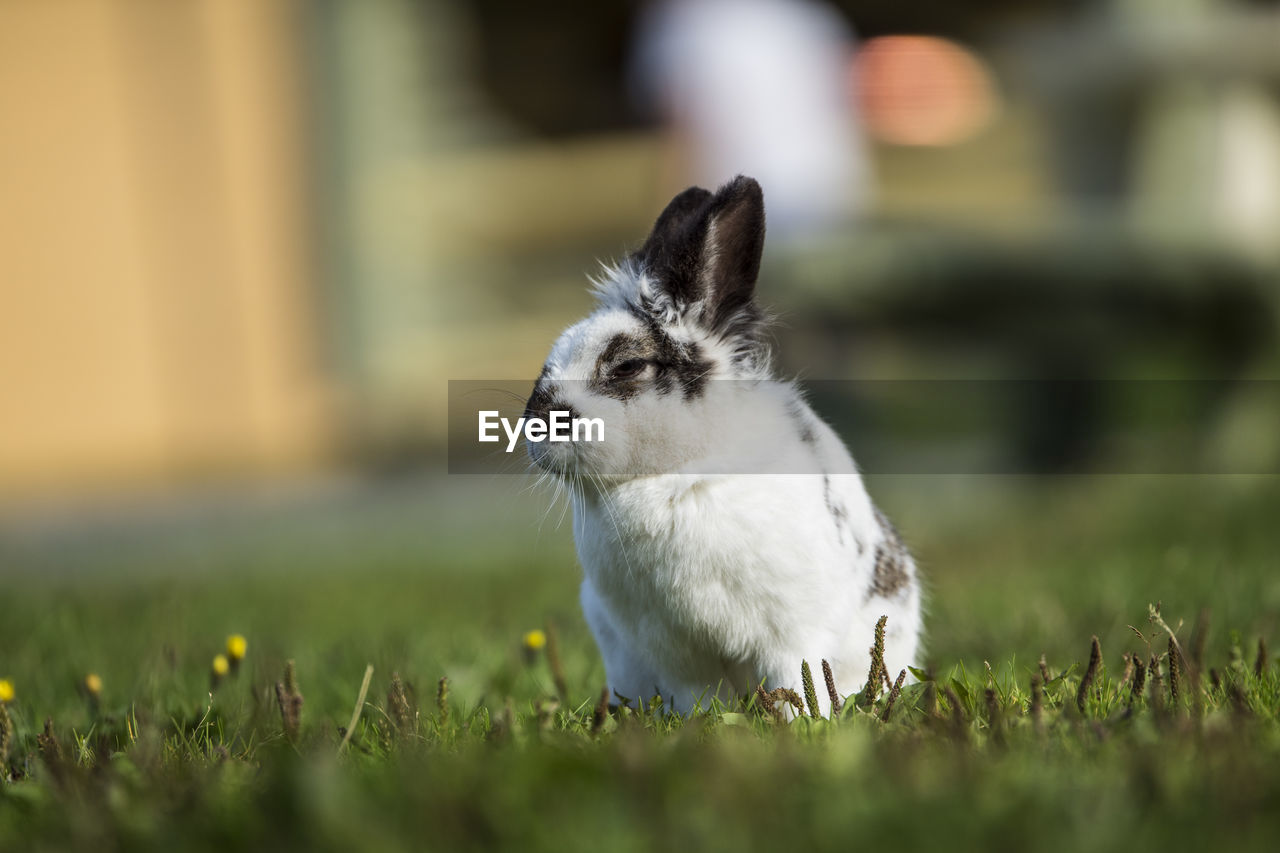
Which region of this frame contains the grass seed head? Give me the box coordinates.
[754,687,805,720]
[800,660,821,719]
[1038,654,1051,685]
[1255,638,1269,679]
[753,685,781,724]
[387,673,414,740]
[1030,676,1044,731]
[34,719,68,785]
[1129,656,1147,705]
[1076,636,1102,715]
[1168,637,1182,705]
[436,676,450,728]
[275,660,304,741]
[882,669,907,723]
[36,718,61,766]
[0,703,11,767]
[1119,653,1135,689]
[860,616,888,707]
[774,688,805,717]
[821,660,843,715]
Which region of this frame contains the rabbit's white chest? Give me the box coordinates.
[573,473,894,702]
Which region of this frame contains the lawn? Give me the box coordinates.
[1,474,1279,851]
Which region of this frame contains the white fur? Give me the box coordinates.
[534,262,921,716]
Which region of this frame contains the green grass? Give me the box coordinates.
[2,475,1279,851]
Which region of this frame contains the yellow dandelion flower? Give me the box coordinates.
[523,629,547,651]
[212,654,230,677]
[0,679,13,703]
[84,673,102,696]
[226,634,247,661]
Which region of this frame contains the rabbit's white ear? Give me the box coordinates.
[635,176,766,332]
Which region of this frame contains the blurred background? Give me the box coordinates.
[2,1,1279,687]
[4,0,1280,506]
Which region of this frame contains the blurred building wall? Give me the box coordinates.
[0,0,330,501]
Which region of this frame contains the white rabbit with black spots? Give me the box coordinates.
[526,176,922,715]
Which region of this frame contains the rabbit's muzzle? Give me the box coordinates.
[523,382,584,475]
[523,383,579,425]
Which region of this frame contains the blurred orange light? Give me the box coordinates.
[854,35,999,147]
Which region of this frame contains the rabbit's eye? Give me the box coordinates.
[610,358,648,380]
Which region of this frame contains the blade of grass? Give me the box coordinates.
[338,665,375,754]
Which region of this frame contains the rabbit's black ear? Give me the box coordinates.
[636,177,766,332]
[698,176,766,331]
[637,185,713,269]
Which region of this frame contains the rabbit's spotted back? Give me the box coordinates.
[526,177,922,714]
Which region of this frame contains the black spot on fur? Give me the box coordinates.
[867,508,911,600]
[823,475,849,546]
[590,324,712,401]
[588,332,646,401]
[597,333,645,373]
[672,341,710,399]
[632,306,712,398]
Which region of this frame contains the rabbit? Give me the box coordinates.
[524,175,922,716]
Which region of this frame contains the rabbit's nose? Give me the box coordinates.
[524,384,579,423]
